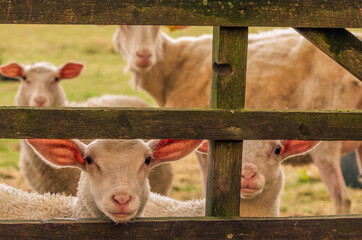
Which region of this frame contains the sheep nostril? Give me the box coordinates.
[242,171,258,180]
[34,96,46,106]
[113,195,132,206]
[251,172,257,180]
[136,51,152,59]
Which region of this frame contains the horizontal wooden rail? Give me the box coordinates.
[294,28,362,81]
[1,216,361,240]
[0,0,360,27]
[0,107,360,140]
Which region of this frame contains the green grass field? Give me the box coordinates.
[0,25,361,217]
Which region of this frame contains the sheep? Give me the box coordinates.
[0,62,173,196]
[113,26,212,108]
[0,183,205,220]
[113,25,212,194]
[0,139,319,220]
[0,139,203,221]
[113,26,362,214]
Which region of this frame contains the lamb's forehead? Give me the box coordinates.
[86,139,150,162]
[243,140,279,158]
[24,62,58,75]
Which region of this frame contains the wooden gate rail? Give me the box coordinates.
[0,0,360,27]
[294,28,362,80]
[206,26,247,216]
[0,216,361,240]
[0,107,360,140]
[0,0,362,238]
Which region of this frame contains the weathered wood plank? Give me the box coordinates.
[0,216,361,240]
[206,27,247,217]
[294,28,362,81]
[0,0,360,27]
[0,107,361,140]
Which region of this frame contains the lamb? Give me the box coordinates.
[0,139,203,221]
[113,26,362,214]
[0,62,173,196]
[0,138,319,220]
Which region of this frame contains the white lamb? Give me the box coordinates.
[0,138,319,220]
[0,62,173,196]
[113,26,362,214]
[0,139,204,221]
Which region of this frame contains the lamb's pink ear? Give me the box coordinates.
[0,63,24,78]
[147,139,203,168]
[280,140,320,160]
[26,139,86,169]
[58,62,84,79]
[196,140,208,154]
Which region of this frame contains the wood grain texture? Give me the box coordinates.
[0,216,361,240]
[0,0,360,27]
[294,28,362,81]
[206,27,248,217]
[0,107,361,140]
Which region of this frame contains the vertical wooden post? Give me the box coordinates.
[206,27,248,217]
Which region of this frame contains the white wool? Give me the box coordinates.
[143,193,205,217]
[70,94,150,108]
[0,183,75,219]
[114,27,361,214]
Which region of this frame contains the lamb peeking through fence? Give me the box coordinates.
[0,62,173,196]
[0,139,202,222]
[0,139,319,220]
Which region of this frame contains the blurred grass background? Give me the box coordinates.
[0,25,361,216]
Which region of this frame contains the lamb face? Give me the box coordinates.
[83,140,152,222]
[241,141,283,199]
[0,62,83,107]
[240,140,319,200]
[113,25,162,71]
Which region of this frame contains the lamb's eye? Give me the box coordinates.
[274,146,282,155]
[85,156,93,164]
[54,77,59,82]
[22,76,27,81]
[145,156,151,165]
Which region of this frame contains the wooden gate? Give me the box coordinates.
[0,1,361,239]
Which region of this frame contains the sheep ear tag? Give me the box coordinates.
[27,139,85,168]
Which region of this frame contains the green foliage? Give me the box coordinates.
[0,139,20,169]
[280,205,288,213]
[297,169,317,183]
